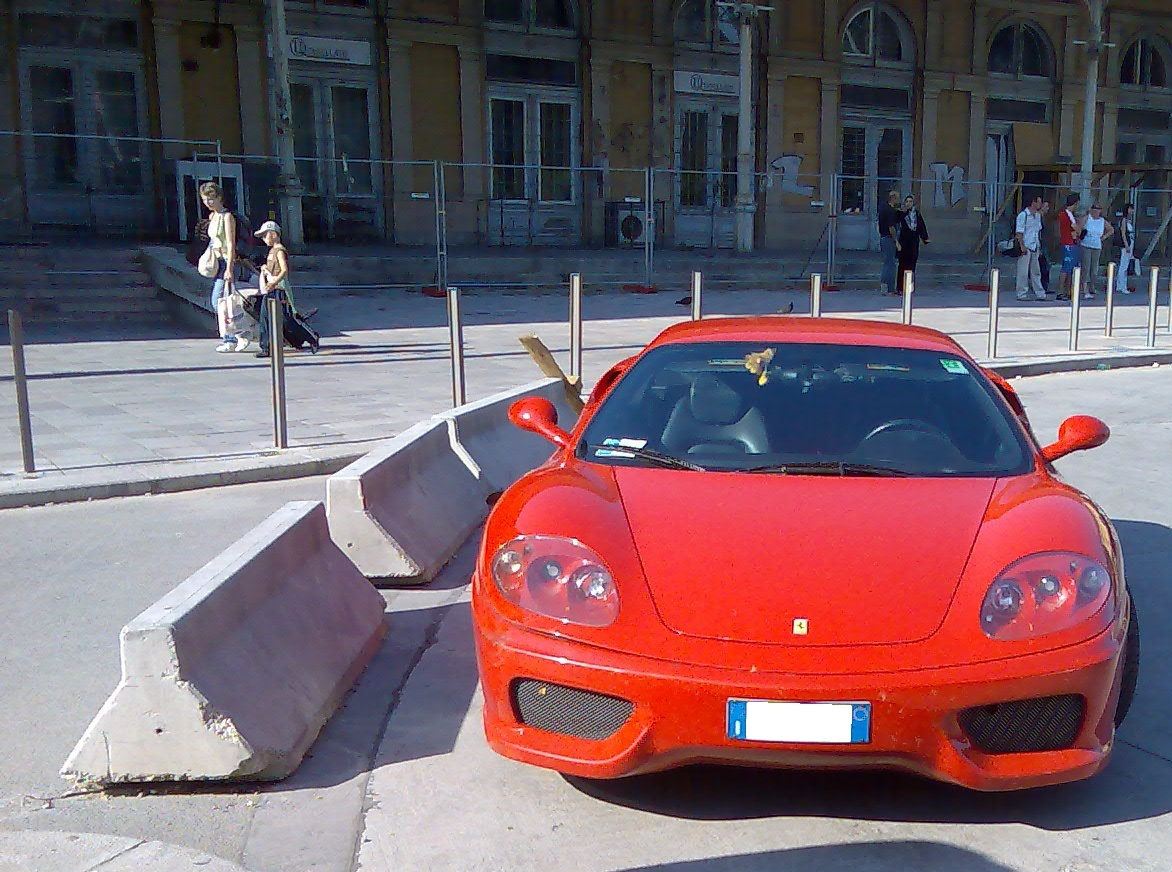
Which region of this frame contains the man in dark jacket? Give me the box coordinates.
[878,189,901,296]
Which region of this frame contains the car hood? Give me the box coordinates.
[614,468,997,646]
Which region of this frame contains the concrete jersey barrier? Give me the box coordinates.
[327,418,487,582]
[327,379,580,584]
[438,377,578,494]
[61,501,387,786]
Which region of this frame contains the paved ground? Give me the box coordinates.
[2,275,1172,870]
[2,279,1171,507]
[1,366,1171,871]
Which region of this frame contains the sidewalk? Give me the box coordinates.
[2,281,1171,509]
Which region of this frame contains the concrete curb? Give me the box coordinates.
[0,831,253,872]
[982,349,1172,378]
[0,446,369,511]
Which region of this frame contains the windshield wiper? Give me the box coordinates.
[588,444,705,471]
[738,461,911,477]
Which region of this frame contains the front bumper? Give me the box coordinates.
[474,605,1124,791]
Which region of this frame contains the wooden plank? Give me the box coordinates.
[518,335,584,413]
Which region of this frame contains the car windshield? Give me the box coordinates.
[577,341,1034,477]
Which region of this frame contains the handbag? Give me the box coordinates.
[1129,257,1141,277]
[197,244,219,279]
[999,239,1024,258]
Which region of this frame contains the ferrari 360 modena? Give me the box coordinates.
[470,317,1139,791]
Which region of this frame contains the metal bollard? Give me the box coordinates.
[7,310,35,473]
[569,273,583,379]
[1147,267,1160,348]
[1069,267,1082,352]
[691,270,702,321]
[447,284,467,407]
[1104,261,1116,338]
[268,297,288,449]
[901,271,914,325]
[1167,270,1172,332]
[987,269,1000,360]
[810,273,822,318]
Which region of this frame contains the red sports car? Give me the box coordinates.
[471,317,1139,791]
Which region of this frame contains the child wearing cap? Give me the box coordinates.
[254,221,291,358]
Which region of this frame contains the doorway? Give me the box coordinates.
[674,100,738,249]
[290,79,382,240]
[486,87,580,245]
[838,120,910,250]
[18,52,150,228]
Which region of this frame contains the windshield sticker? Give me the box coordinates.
[940,359,968,374]
[866,363,910,372]
[602,437,647,449]
[743,348,776,386]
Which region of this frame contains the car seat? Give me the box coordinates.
[661,373,770,455]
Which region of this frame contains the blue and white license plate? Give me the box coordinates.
[727,699,871,744]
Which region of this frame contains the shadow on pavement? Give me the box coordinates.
[617,841,1014,872]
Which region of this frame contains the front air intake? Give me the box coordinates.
[510,679,634,740]
[959,694,1085,753]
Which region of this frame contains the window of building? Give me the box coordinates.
[988,22,1052,78]
[485,0,575,31]
[1120,37,1169,88]
[674,0,741,48]
[18,13,138,50]
[841,3,909,65]
[488,92,578,202]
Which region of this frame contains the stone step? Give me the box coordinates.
[3,298,168,317]
[1,271,154,290]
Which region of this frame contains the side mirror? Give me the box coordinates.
[1040,415,1110,463]
[508,397,571,448]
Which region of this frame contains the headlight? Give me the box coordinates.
[490,536,619,627]
[980,552,1112,641]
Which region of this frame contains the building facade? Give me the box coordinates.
[1,0,1170,254]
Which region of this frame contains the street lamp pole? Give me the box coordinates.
[720,2,772,254]
[266,0,305,245]
[1077,0,1108,205]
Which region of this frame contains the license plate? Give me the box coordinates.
[727,699,871,744]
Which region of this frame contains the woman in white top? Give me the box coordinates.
[1116,203,1136,294]
[1077,204,1114,299]
[199,181,251,353]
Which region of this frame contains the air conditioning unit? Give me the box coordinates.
[604,200,664,247]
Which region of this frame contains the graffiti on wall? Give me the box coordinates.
[930,162,967,207]
[769,154,815,196]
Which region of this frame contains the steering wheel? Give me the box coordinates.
[861,418,951,443]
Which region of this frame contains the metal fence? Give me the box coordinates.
[2,131,1171,294]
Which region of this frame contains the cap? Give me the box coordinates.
[254,220,282,237]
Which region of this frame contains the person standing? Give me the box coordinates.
[1116,203,1137,295]
[198,182,249,353]
[1014,195,1046,301]
[253,220,291,359]
[1056,194,1081,300]
[1037,201,1053,296]
[1077,203,1114,299]
[895,194,930,294]
[878,189,901,296]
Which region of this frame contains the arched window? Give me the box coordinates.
[841,3,910,65]
[1121,37,1169,88]
[485,0,575,31]
[988,22,1052,78]
[674,0,741,47]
